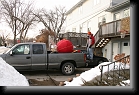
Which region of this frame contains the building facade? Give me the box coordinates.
[65,0,111,34]
[65,0,130,61]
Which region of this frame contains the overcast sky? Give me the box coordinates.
[29,0,80,10]
[0,0,80,14]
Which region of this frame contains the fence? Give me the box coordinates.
[98,54,130,86]
[82,54,130,86]
[59,32,88,49]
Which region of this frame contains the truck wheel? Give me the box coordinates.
[61,62,75,75]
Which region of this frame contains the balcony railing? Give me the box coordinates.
[98,55,130,86]
[100,19,122,36]
[81,54,130,86]
[94,17,130,48]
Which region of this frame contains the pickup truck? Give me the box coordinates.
[0,42,87,75]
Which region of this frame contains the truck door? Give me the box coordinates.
[31,44,46,70]
[5,44,31,70]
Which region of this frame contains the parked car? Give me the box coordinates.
[80,49,109,67]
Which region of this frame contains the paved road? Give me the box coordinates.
[19,68,91,82]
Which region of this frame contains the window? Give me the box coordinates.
[72,28,76,32]
[123,42,130,46]
[98,15,106,27]
[87,21,91,31]
[24,45,30,54]
[33,44,43,54]
[124,8,130,17]
[12,44,30,55]
[94,0,100,6]
[82,22,87,33]
[114,12,120,20]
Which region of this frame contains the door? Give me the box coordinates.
[31,44,47,70]
[5,44,31,70]
[121,41,130,56]
[112,43,119,61]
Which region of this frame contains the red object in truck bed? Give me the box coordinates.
[57,39,73,53]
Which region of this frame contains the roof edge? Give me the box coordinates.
[105,0,130,12]
[66,0,86,15]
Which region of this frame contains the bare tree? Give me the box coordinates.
[1,0,21,44]
[14,2,37,43]
[0,30,11,45]
[0,0,37,44]
[34,6,67,43]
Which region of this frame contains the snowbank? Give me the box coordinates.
[64,62,130,86]
[0,57,29,86]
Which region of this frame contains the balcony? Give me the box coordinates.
[94,17,130,48]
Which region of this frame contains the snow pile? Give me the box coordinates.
[64,62,130,86]
[119,79,130,86]
[0,57,29,86]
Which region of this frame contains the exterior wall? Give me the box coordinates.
[113,7,130,20]
[104,36,130,61]
[102,41,112,61]
[101,0,130,61]
[102,36,130,62]
[65,0,111,35]
[65,0,130,61]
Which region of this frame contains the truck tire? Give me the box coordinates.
[61,62,75,75]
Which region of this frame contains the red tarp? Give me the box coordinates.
[57,39,73,53]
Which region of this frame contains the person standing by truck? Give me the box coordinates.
[86,31,95,62]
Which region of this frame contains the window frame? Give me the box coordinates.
[12,44,30,55]
[114,12,120,20]
[32,44,44,54]
[123,8,130,18]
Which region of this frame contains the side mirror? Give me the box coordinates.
[10,51,13,56]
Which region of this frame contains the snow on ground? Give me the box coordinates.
[64,62,130,86]
[0,57,29,86]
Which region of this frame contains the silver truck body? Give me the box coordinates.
[0,42,87,75]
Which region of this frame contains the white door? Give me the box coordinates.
[112,43,119,61]
[121,42,130,56]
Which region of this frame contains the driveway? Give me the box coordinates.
[20,68,91,81]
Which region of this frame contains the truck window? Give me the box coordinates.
[12,44,30,55]
[32,44,43,54]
